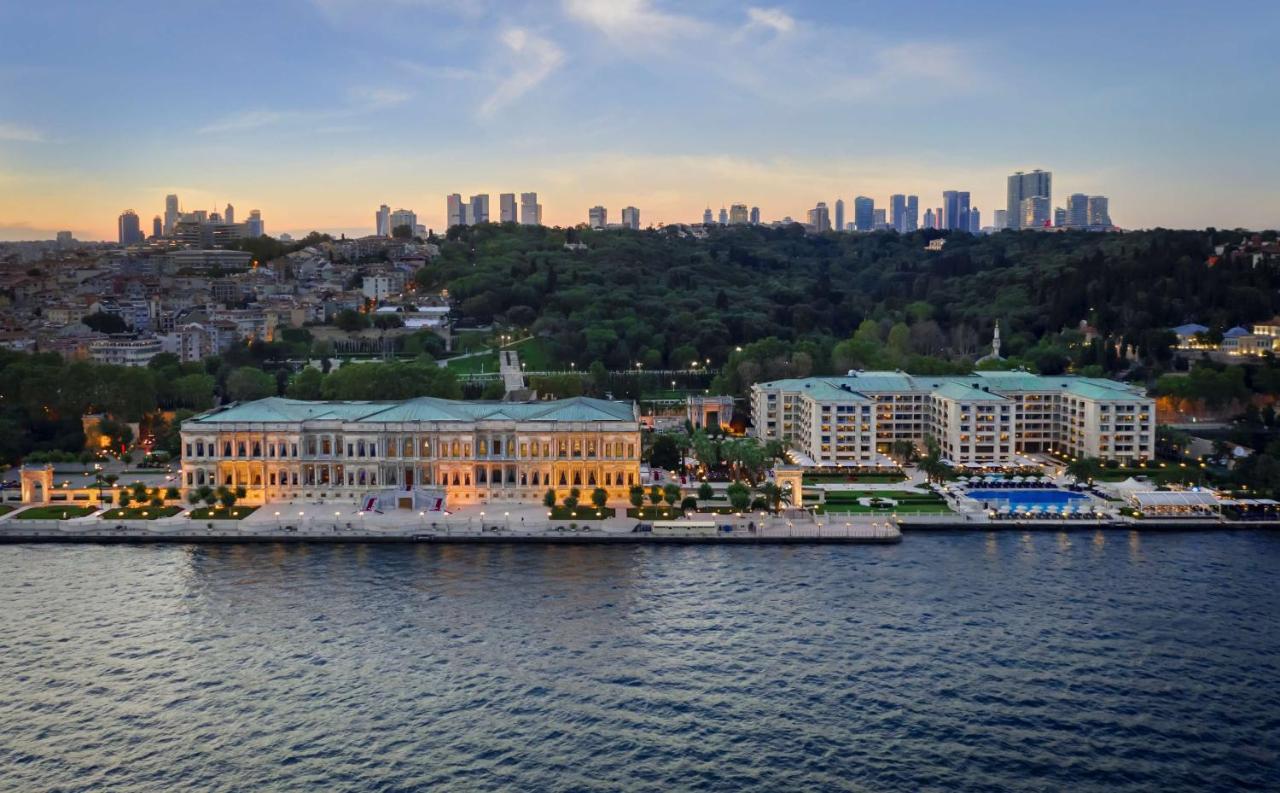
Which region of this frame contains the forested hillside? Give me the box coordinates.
[417,223,1280,378]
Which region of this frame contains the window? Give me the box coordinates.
[252,442,261,457]
[237,441,246,458]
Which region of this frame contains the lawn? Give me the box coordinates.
[99,506,183,520]
[445,353,500,374]
[506,337,556,370]
[819,489,951,515]
[0,505,11,516]
[13,505,97,520]
[547,506,616,520]
[187,506,259,520]
[822,489,937,502]
[803,472,907,484]
[820,502,953,514]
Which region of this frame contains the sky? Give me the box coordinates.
[1,0,1278,241]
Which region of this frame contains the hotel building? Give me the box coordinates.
[750,371,1155,466]
[180,396,642,508]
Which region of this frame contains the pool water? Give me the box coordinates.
[966,488,1087,507]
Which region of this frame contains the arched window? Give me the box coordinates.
[223,442,232,457]
[253,442,262,457]
[253,473,262,485]
[588,472,596,486]
[573,471,582,486]
[559,471,568,486]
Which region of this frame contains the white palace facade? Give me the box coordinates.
[180,396,642,507]
[751,371,1156,467]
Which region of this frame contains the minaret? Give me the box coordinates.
[992,321,1002,359]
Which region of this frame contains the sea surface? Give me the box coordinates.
[1,531,1278,792]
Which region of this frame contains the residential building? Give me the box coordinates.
[1006,170,1052,230]
[1066,194,1088,228]
[1020,196,1050,229]
[873,208,888,230]
[905,195,919,232]
[388,209,417,236]
[519,192,542,226]
[751,371,1155,467]
[88,337,163,367]
[718,207,729,225]
[224,204,235,225]
[117,210,143,245]
[362,275,396,301]
[588,205,607,228]
[1053,207,1067,228]
[376,204,391,237]
[968,207,981,234]
[729,204,749,225]
[854,196,874,231]
[447,194,465,228]
[890,195,906,232]
[807,202,832,233]
[1087,196,1112,227]
[749,206,760,224]
[152,216,162,239]
[469,194,489,225]
[993,209,1008,231]
[834,199,845,234]
[499,193,517,223]
[245,210,264,238]
[621,206,640,230]
[923,208,936,229]
[179,396,643,507]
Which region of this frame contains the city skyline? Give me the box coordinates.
[2,0,1279,240]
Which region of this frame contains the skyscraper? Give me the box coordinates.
[905,195,919,232]
[834,199,845,234]
[246,210,264,238]
[588,206,607,228]
[993,209,1008,231]
[923,208,935,230]
[1053,207,1067,228]
[873,208,887,229]
[163,194,179,237]
[1020,196,1050,228]
[969,207,981,233]
[621,206,640,230]
[152,215,162,239]
[1066,193,1088,228]
[890,194,906,232]
[807,202,831,232]
[224,204,235,226]
[702,207,713,225]
[117,210,143,245]
[446,194,464,228]
[749,206,760,224]
[499,193,517,223]
[718,207,728,225]
[729,204,749,224]
[469,194,489,224]
[1006,170,1052,230]
[519,192,542,225]
[376,204,391,237]
[942,191,970,231]
[389,208,417,236]
[1087,196,1111,227]
[853,196,874,231]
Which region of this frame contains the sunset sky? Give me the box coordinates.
[1,0,1277,240]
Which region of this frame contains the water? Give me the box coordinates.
[967,488,1087,508]
[2,532,1278,792]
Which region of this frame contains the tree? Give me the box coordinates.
[918,437,953,484]
[335,309,369,332]
[392,224,413,239]
[755,482,791,513]
[287,367,324,400]
[543,488,556,508]
[216,486,237,509]
[1065,457,1101,484]
[891,439,917,465]
[698,481,714,501]
[591,487,608,509]
[662,483,681,506]
[225,367,276,402]
[82,312,128,334]
[564,487,580,510]
[648,432,681,470]
[726,481,752,511]
[648,485,663,506]
[629,484,645,509]
[164,486,180,501]
[117,490,132,509]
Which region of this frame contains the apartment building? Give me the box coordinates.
[750,371,1155,466]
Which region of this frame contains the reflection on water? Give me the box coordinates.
[2,532,1279,792]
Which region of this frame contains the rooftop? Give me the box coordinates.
[755,371,1149,402]
[186,396,638,426]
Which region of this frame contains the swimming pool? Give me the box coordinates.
[966,489,1087,508]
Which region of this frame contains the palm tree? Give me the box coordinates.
[756,482,792,513]
[917,437,952,484]
[891,439,917,465]
[1065,457,1100,484]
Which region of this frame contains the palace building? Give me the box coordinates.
[751,371,1156,467]
[180,396,642,508]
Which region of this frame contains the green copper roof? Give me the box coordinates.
[755,371,1149,402]
[187,396,637,425]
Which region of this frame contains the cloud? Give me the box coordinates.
[0,220,62,241]
[198,110,295,134]
[349,86,412,108]
[0,122,44,143]
[478,28,565,118]
[744,7,795,34]
[563,0,703,42]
